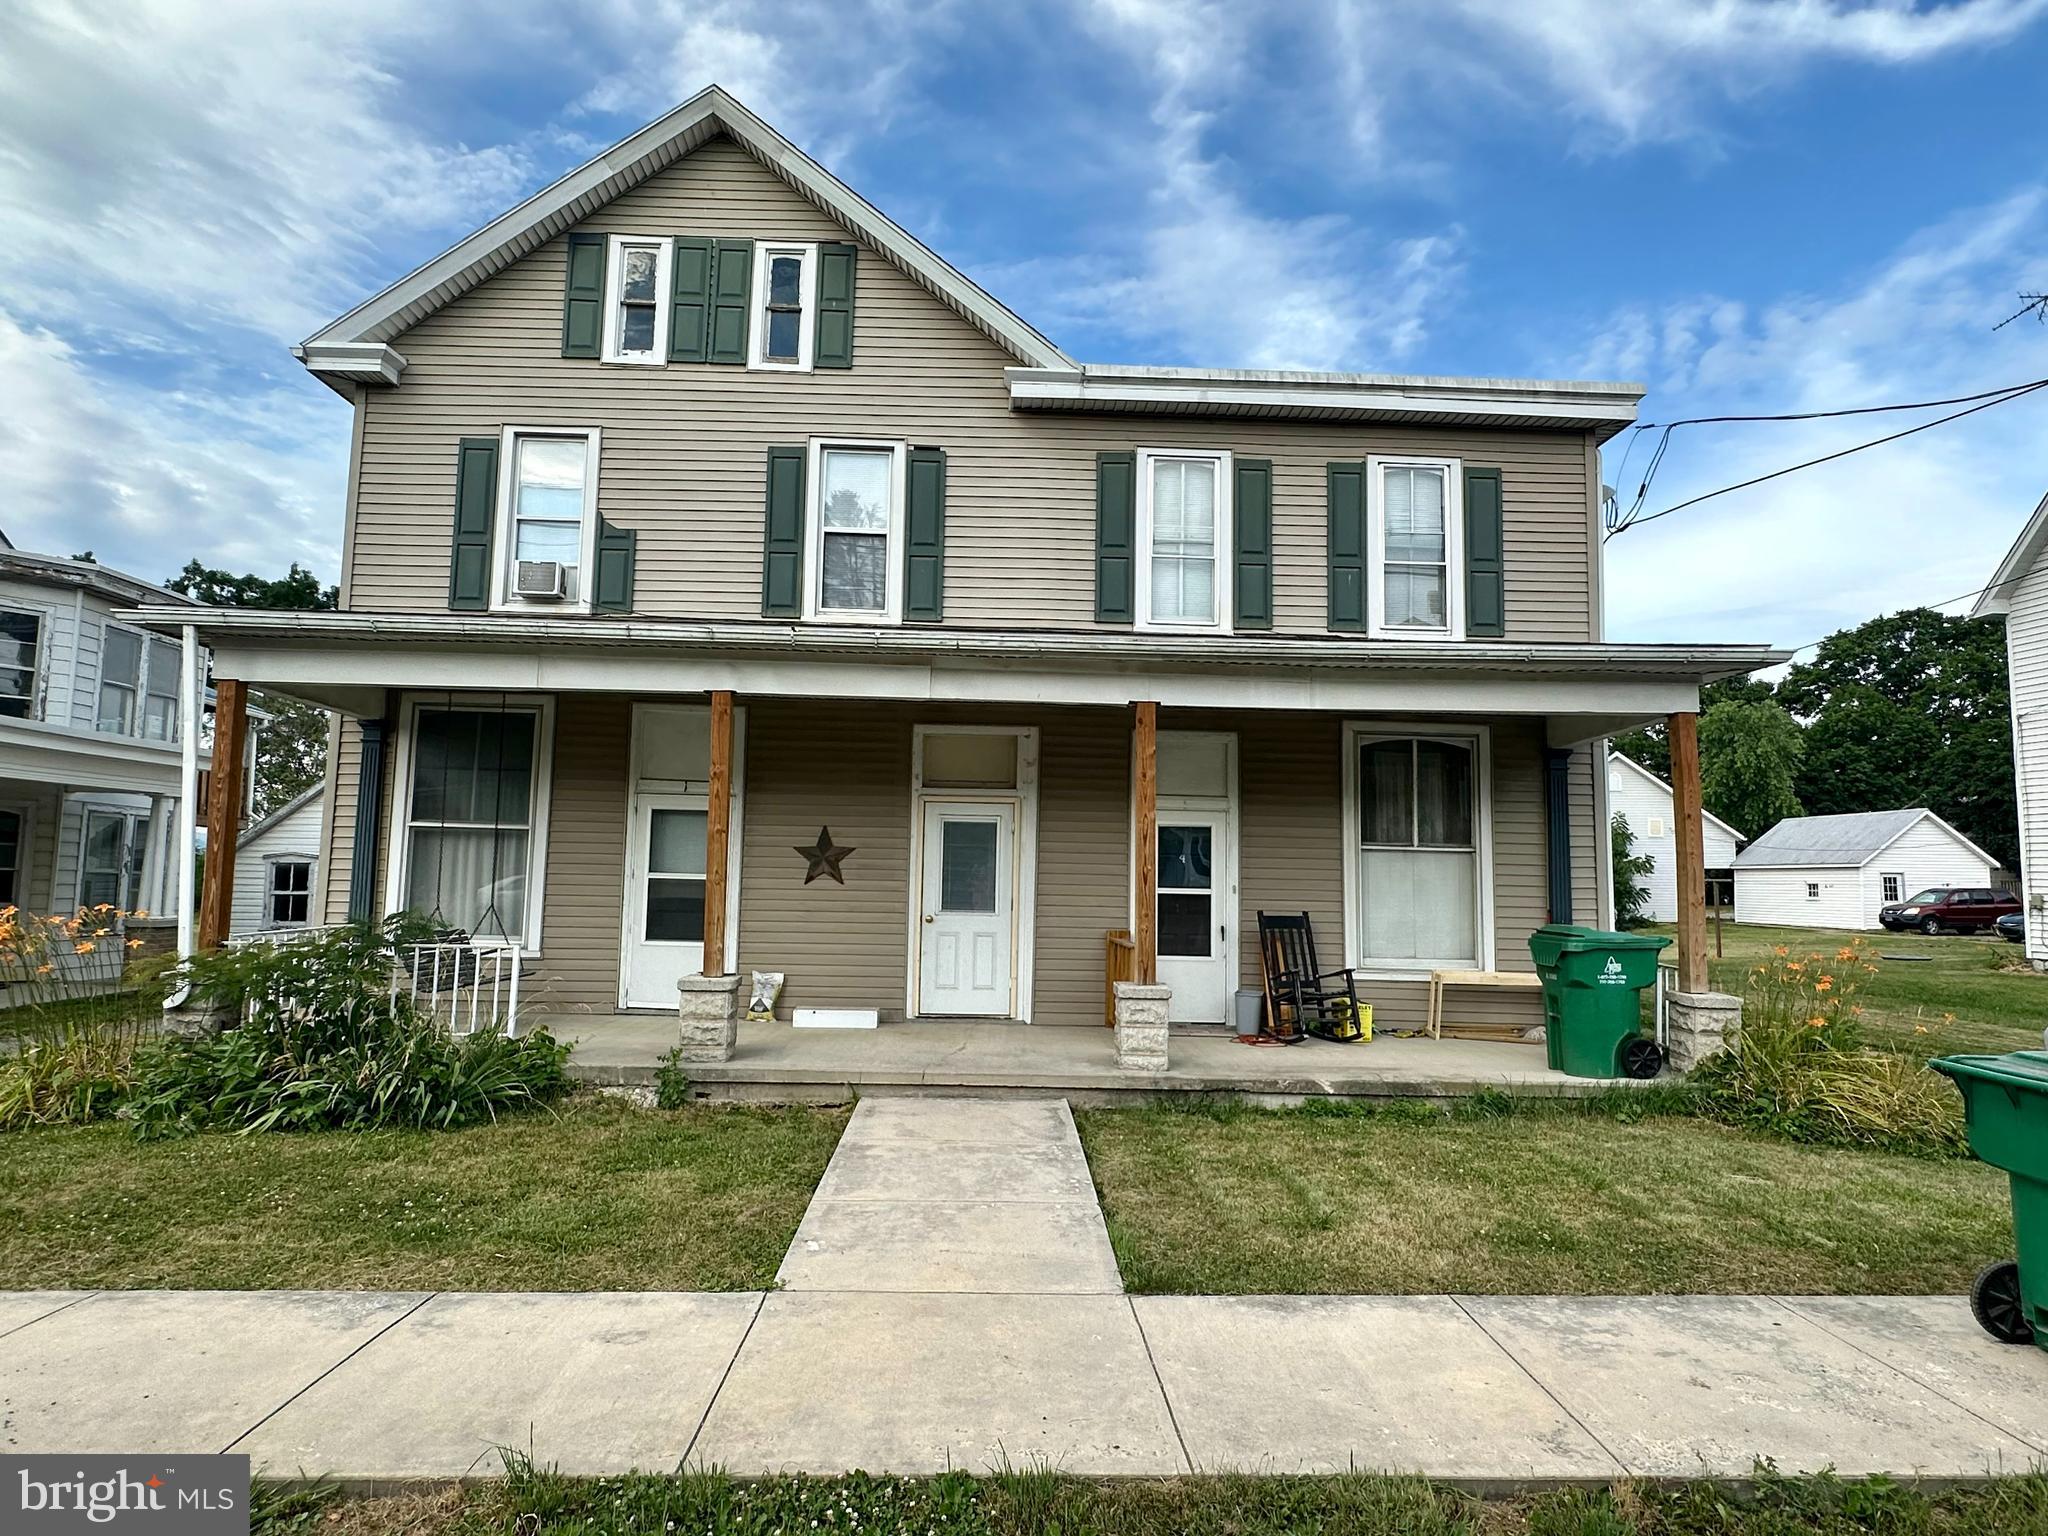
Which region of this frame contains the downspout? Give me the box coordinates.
[173,624,200,972]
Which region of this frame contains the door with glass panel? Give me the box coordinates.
[918,801,1014,1016]
[623,793,709,1008]
[1156,810,1231,1024]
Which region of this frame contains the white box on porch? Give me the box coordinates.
[793,1007,881,1029]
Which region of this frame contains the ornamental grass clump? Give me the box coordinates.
[1692,939,1965,1156]
[122,915,570,1140]
[0,904,168,1129]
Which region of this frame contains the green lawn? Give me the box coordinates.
[1076,1101,2012,1295]
[286,1466,2048,1536]
[1646,920,2048,1062]
[0,1097,846,1291]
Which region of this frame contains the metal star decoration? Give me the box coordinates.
[795,826,855,884]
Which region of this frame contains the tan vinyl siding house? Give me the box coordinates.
[141,87,1783,1070]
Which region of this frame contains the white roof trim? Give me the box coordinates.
[296,85,1073,376]
[296,342,406,386]
[1972,487,2048,618]
[1605,751,1743,841]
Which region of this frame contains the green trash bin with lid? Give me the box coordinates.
[1931,1050,2048,1350]
[1528,924,1671,1079]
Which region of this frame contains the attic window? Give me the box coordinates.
[750,243,816,371]
[603,236,671,365]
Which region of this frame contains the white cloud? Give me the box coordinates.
[1592,189,2048,648]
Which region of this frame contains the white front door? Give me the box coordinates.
[918,800,1015,1016]
[622,793,709,1009]
[1157,810,1231,1024]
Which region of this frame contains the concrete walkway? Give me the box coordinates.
[3,1096,2046,1482]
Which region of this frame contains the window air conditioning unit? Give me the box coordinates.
[514,560,566,599]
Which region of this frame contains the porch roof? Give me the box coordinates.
[121,606,1788,744]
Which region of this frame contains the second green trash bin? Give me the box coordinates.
[1528,924,1672,1079]
[1931,1050,2048,1350]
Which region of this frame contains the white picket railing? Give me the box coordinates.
[1653,960,1677,1048]
[224,926,524,1037]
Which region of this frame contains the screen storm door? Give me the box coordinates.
[1156,810,1231,1024]
[622,792,709,1009]
[917,801,1015,1016]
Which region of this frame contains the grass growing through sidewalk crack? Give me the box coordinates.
[1076,1097,2013,1295]
[270,1464,2048,1535]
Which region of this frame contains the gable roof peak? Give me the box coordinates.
[296,84,1074,387]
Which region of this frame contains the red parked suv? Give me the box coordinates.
[1878,887,2021,934]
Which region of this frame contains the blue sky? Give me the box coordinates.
[3,0,2047,652]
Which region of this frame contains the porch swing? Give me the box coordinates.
[409,690,521,995]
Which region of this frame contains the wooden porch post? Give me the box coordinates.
[1133,700,1158,984]
[197,677,248,952]
[1669,709,1708,993]
[700,689,734,976]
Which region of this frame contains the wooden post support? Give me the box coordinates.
[197,677,249,952]
[1669,709,1709,994]
[1133,700,1158,985]
[700,689,734,976]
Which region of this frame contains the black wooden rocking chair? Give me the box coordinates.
[1256,911,1366,1043]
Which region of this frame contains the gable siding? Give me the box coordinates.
[346,135,1598,639]
[2005,558,2048,963]
[1605,759,1740,923]
[1854,819,1995,923]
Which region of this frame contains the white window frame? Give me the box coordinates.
[0,800,35,909]
[1881,872,1902,903]
[1340,720,1494,976]
[77,804,145,913]
[803,437,907,624]
[95,621,147,736]
[1135,447,1233,633]
[0,605,46,722]
[141,635,181,743]
[1807,882,1821,900]
[1366,454,1465,642]
[601,234,672,366]
[382,693,557,953]
[264,855,316,929]
[491,426,603,615]
[748,241,817,372]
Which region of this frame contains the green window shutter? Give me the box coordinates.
[1464,465,1506,638]
[449,436,500,611]
[904,447,946,621]
[762,445,807,616]
[1233,457,1273,629]
[561,233,606,359]
[1326,461,1367,632]
[1095,450,1137,623]
[593,518,636,613]
[668,236,714,364]
[708,239,753,365]
[815,242,857,368]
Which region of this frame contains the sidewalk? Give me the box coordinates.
[2,1099,2045,1483]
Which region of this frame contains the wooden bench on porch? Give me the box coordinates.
[1424,968,1543,1041]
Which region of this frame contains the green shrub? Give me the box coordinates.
[1692,939,1965,1156]
[122,917,570,1139]
[0,1014,149,1129]
[654,1046,692,1110]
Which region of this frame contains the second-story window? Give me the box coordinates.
[602,236,671,365]
[143,637,179,742]
[1136,449,1232,632]
[0,609,41,720]
[1367,456,1463,641]
[805,439,904,622]
[97,626,142,734]
[495,427,601,610]
[750,243,816,371]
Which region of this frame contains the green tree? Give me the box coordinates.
[1697,699,1803,837]
[1776,607,2016,871]
[1610,674,1778,781]
[1611,812,1655,930]
[166,561,338,818]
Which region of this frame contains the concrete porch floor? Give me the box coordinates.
[558,1015,1631,1103]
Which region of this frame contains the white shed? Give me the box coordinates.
[1974,488,2048,966]
[1733,808,1998,930]
[228,784,324,939]
[1606,752,1742,922]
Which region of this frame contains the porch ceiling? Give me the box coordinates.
[119,607,1789,741]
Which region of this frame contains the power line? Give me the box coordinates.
[1606,378,2048,542]
[1772,572,2026,661]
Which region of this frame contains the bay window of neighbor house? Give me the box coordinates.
[806,441,903,621]
[1353,733,1483,967]
[0,610,41,719]
[97,626,143,734]
[1368,458,1462,640]
[80,808,145,911]
[401,705,543,945]
[142,637,180,741]
[1139,450,1230,629]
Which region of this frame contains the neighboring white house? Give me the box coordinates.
[228,783,323,939]
[1606,752,1742,922]
[1733,808,1999,930]
[1973,487,2048,966]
